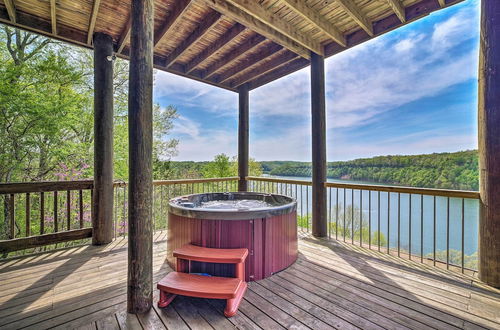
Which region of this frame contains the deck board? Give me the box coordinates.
[0,232,499,330]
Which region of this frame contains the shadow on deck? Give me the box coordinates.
[0,231,499,330]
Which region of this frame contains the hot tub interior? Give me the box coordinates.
[171,192,294,210]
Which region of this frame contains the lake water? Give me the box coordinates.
[252,175,479,263]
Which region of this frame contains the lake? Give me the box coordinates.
[252,175,479,266]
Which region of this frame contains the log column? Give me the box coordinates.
[478,0,500,288]
[128,0,154,313]
[238,85,249,191]
[92,32,114,245]
[310,52,328,238]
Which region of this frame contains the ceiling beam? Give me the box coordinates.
[185,23,246,74]
[116,18,131,54]
[335,0,373,36]
[4,0,16,23]
[203,33,266,79]
[438,0,446,7]
[215,42,281,84]
[199,0,312,59]
[154,0,191,47]
[50,0,57,34]
[164,11,222,69]
[247,57,309,90]
[230,50,299,88]
[386,0,406,23]
[281,0,346,47]
[87,0,101,44]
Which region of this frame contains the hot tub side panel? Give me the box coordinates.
[263,211,298,278]
[167,211,297,281]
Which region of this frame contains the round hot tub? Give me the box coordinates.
[167,192,297,282]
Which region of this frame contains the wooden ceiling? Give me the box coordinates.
[0,0,464,92]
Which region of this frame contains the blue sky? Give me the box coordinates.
[154,0,479,161]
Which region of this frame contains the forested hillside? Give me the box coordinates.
[260,150,479,191]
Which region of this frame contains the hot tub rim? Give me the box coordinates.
[168,192,297,220]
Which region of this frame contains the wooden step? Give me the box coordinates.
[173,244,248,264]
[157,272,245,299]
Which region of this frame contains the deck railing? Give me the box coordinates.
[1,176,480,274]
[0,181,94,254]
[247,176,480,273]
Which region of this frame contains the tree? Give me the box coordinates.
[203,154,233,178]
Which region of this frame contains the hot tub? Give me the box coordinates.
[167,192,298,282]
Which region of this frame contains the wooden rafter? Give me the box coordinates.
[438,0,446,7]
[185,23,246,74]
[335,0,373,36]
[154,0,191,47]
[116,18,131,54]
[216,42,281,84]
[230,50,299,88]
[281,0,346,47]
[87,0,101,44]
[247,57,309,90]
[203,34,266,79]
[4,0,16,23]
[50,0,57,34]
[199,0,313,59]
[164,11,222,69]
[386,0,406,23]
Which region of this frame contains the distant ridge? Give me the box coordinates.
[260,150,478,191]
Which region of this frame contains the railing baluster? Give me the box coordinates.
[446,196,450,270]
[40,192,45,235]
[9,194,14,239]
[336,188,339,240]
[421,194,424,263]
[387,192,390,254]
[360,190,363,247]
[398,192,400,257]
[54,191,58,233]
[66,190,71,231]
[369,191,371,249]
[409,194,412,260]
[343,188,346,242]
[433,195,436,267]
[461,198,465,273]
[378,191,381,252]
[329,187,332,238]
[306,185,309,232]
[25,193,30,237]
[351,189,354,245]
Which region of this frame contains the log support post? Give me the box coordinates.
[238,85,249,191]
[310,52,328,238]
[92,32,114,245]
[128,0,154,312]
[478,0,500,288]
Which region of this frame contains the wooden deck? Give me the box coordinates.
[0,232,499,330]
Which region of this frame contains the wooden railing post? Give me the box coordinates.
[127,0,154,313]
[478,0,500,288]
[92,32,114,245]
[238,84,249,192]
[311,52,328,238]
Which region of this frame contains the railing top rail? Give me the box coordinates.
[324,181,480,199]
[0,180,94,194]
[153,176,239,186]
[246,175,479,199]
[246,176,312,186]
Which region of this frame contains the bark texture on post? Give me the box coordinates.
[238,85,249,192]
[92,32,114,245]
[478,0,500,288]
[310,52,327,238]
[127,0,154,313]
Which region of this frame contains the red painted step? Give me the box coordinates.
[157,272,244,299]
[173,244,248,264]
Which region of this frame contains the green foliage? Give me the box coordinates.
[262,150,479,190]
[426,250,478,270]
[297,206,387,246]
[199,154,263,179]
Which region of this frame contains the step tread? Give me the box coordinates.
[173,244,248,263]
[157,272,243,299]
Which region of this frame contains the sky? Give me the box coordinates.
[154,0,480,162]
